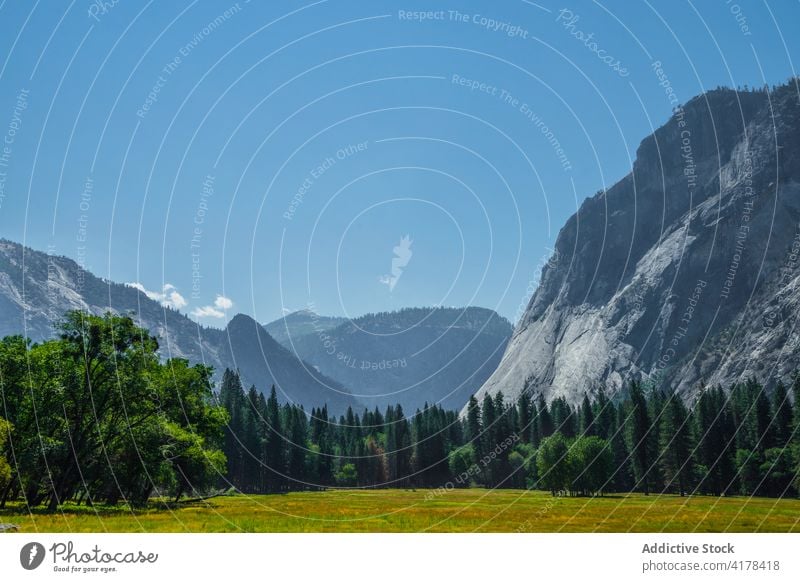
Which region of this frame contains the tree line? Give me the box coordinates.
[218,368,800,498]
[1,311,800,509]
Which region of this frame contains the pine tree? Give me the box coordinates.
[536,394,554,442]
[529,399,541,447]
[695,386,736,495]
[658,393,693,495]
[694,387,717,494]
[464,396,479,440]
[480,394,497,486]
[551,397,576,438]
[384,405,398,483]
[218,369,245,489]
[626,381,653,495]
[647,388,667,490]
[793,373,800,446]
[447,409,464,449]
[315,405,334,487]
[285,405,307,489]
[264,385,285,492]
[771,381,793,450]
[393,405,413,487]
[580,393,596,437]
[730,382,754,451]
[753,380,775,452]
[713,387,740,495]
[492,392,513,486]
[242,385,262,491]
[611,402,633,491]
[412,407,428,486]
[594,386,615,440]
[517,392,532,443]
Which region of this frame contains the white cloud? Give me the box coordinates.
[129,282,187,310]
[191,305,225,319]
[130,284,232,321]
[214,295,233,309]
[191,294,233,319]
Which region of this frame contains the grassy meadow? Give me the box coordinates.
[2,489,799,533]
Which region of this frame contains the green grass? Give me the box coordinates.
[2,489,799,533]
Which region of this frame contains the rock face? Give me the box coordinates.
[0,240,361,414]
[473,83,800,407]
[274,307,512,412]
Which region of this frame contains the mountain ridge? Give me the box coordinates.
[277,305,513,412]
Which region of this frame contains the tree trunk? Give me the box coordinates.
[47,490,60,511]
[0,480,12,508]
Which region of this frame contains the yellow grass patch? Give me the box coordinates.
[2,490,798,533]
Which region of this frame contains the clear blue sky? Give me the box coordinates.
[0,0,797,325]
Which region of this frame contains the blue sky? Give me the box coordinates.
[0,0,797,325]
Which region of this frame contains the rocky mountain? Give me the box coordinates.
[277,306,513,412]
[473,81,800,407]
[0,240,361,414]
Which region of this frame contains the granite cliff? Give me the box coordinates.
[473,82,800,406]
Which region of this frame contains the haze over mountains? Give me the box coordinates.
[474,81,800,407]
[268,307,512,412]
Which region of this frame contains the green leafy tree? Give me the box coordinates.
[536,433,570,495]
[448,444,475,487]
[512,442,538,489]
[0,335,33,507]
[0,418,12,492]
[569,436,613,495]
[760,448,794,497]
[335,463,357,487]
[0,312,228,508]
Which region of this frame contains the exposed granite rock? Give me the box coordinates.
[472,82,800,407]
